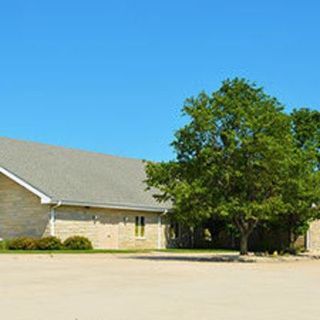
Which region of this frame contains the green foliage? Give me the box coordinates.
[7,237,38,250]
[291,108,320,168]
[37,236,63,250]
[0,240,7,250]
[5,236,92,251]
[63,236,93,250]
[145,78,320,254]
[279,108,320,246]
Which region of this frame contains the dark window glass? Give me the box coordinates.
[135,216,146,237]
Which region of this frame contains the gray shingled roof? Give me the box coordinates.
[0,137,169,211]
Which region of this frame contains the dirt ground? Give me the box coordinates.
[0,252,320,320]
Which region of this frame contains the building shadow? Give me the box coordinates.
[126,254,256,263]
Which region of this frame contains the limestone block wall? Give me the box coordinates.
[0,173,50,239]
[54,206,168,249]
[308,220,320,251]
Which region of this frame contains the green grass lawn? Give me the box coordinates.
[0,249,152,254]
[0,248,236,254]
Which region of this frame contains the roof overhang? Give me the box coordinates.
[49,199,170,213]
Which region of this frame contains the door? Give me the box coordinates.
[96,214,120,249]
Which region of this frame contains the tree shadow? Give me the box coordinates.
[127,254,256,263]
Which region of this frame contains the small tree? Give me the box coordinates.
[145,78,296,255]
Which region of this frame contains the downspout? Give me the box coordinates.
[157,209,168,249]
[50,201,62,236]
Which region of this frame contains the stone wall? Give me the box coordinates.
[308,220,320,251]
[0,173,50,239]
[54,206,168,249]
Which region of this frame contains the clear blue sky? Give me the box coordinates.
[1,1,319,161]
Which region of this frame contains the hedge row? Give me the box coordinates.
[3,236,93,250]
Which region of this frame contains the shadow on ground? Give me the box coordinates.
[126,254,256,263]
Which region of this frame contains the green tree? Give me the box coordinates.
[278,108,320,250]
[291,108,320,168]
[145,78,297,255]
[276,148,319,250]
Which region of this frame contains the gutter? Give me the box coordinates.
[47,199,171,213]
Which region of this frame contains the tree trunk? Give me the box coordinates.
[234,217,257,255]
[239,233,249,255]
[190,227,195,248]
[288,229,299,251]
[289,231,295,249]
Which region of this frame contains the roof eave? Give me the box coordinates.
[48,199,171,213]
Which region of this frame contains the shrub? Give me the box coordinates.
[37,236,63,250]
[7,237,38,250]
[0,239,7,250]
[63,236,93,250]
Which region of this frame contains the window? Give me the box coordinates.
[135,216,145,238]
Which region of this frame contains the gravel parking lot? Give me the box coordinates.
[1,252,320,320]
